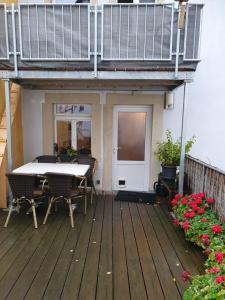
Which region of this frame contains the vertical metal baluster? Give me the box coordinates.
[36,5,40,59]
[135,5,138,59]
[152,5,155,59]
[45,5,48,58]
[28,5,31,58]
[161,5,165,59]
[70,5,73,59]
[53,5,56,59]
[118,5,121,59]
[126,5,130,59]
[79,5,81,59]
[110,5,112,59]
[62,5,64,59]
[143,5,147,59]
[193,5,198,59]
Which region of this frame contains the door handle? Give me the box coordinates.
[113,147,121,154]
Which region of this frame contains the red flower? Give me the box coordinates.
[207,198,215,204]
[182,271,190,282]
[212,224,222,234]
[197,208,205,215]
[216,276,225,284]
[173,218,179,226]
[215,252,224,264]
[195,198,202,205]
[171,199,178,207]
[175,194,182,200]
[183,212,190,219]
[208,267,221,274]
[201,218,208,223]
[183,221,190,231]
[187,211,196,219]
[199,192,205,198]
[201,234,210,245]
[181,197,189,205]
[189,202,199,211]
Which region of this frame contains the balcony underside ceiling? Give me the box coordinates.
[14,78,184,92]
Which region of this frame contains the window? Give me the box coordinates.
[54,104,92,152]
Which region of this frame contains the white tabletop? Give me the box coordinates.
[13,162,89,177]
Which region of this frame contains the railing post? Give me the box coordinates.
[11,4,18,77]
[179,81,189,195]
[94,4,98,78]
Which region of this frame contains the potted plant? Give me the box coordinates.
[155,130,195,180]
[58,146,77,162]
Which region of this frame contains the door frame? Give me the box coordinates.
[112,105,152,191]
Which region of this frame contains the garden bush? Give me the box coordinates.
[172,193,225,300]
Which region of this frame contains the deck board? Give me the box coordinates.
[0,194,204,300]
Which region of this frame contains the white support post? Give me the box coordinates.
[179,82,188,195]
[4,79,13,173]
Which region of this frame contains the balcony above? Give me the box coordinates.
[0,3,203,88]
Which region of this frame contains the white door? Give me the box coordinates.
[112,106,151,191]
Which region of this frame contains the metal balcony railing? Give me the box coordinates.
[0,3,203,78]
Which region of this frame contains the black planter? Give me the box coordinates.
[161,165,177,180]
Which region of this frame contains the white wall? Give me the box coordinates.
[163,0,225,171]
[22,90,44,163]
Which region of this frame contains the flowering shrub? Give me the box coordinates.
[172,193,225,299]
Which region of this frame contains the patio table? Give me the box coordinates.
[12,162,89,176]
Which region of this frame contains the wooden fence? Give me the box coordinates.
[185,155,225,218]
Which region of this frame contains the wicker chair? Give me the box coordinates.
[35,155,58,163]
[43,173,87,228]
[77,156,96,204]
[4,173,46,229]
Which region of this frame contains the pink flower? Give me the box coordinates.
[182,271,190,282]
[183,212,190,219]
[216,276,225,284]
[183,221,190,231]
[207,198,215,204]
[215,252,224,264]
[212,224,222,234]
[208,267,221,274]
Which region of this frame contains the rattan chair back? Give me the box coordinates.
[77,157,96,178]
[45,173,74,198]
[35,155,58,163]
[6,173,37,199]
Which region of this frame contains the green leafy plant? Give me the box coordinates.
[155,130,195,166]
[171,193,225,299]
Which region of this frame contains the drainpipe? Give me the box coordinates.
[100,92,106,191]
[178,81,189,195]
[4,79,13,207]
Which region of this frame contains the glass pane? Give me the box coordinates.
[76,120,91,151]
[56,120,71,150]
[118,112,146,161]
[55,104,91,115]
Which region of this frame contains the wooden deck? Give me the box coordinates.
[0,193,204,300]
